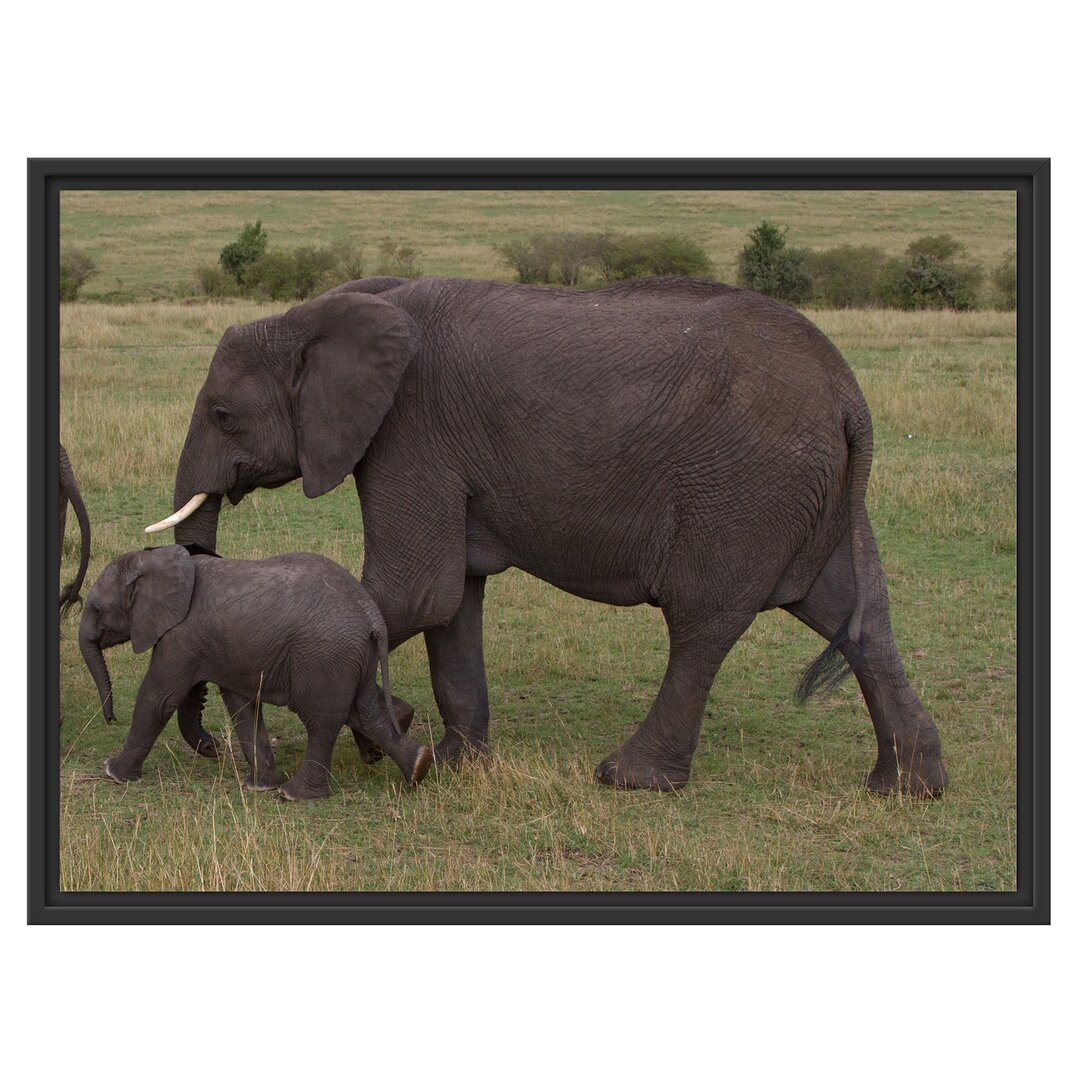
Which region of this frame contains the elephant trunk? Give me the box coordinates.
[78,618,115,723]
[166,438,224,550]
[170,492,222,550]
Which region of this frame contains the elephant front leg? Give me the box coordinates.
[219,688,285,791]
[104,665,187,783]
[423,575,490,765]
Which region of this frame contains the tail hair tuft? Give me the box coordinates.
[795,618,864,703]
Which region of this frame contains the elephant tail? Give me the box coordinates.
[356,586,395,723]
[795,407,872,702]
[374,622,395,724]
[59,444,92,617]
[842,408,873,653]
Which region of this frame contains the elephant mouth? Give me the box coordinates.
[226,484,253,506]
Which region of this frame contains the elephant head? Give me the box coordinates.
[79,545,196,723]
[146,288,417,549]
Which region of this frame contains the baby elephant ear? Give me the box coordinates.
[286,290,418,498]
[125,545,195,654]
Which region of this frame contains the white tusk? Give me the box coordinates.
[144,492,210,534]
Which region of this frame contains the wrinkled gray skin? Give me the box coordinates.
[78,545,431,799]
[59,442,91,617]
[167,275,946,795]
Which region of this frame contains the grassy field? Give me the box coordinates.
[60,188,1016,305]
[57,189,1016,892]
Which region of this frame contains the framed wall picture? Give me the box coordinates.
[29,158,1049,923]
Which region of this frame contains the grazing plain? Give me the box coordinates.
[57,189,1016,892]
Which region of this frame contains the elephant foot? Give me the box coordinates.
[407,746,434,785]
[103,755,143,784]
[594,747,689,792]
[278,775,330,802]
[866,744,948,798]
[243,769,286,792]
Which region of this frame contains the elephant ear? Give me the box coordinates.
[125,545,195,654]
[287,290,417,498]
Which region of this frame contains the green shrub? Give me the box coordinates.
[497,230,712,286]
[596,233,712,281]
[246,246,340,300]
[879,234,984,310]
[219,220,269,285]
[196,265,241,298]
[992,250,1016,310]
[59,247,98,302]
[736,221,812,305]
[329,238,365,281]
[803,245,888,308]
[905,234,966,262]
[497,236,555,283]
[376,241,422,278]
[544,232,603,285]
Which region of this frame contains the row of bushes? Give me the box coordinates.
[496,231,713,286]
[737,221,1015,311]
[60,221,1017,311]
[198,222,424,300]
[497,222,1014,311]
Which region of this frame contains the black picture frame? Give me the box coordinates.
[29,158,1050,924]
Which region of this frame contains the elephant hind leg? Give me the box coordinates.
[347,692,415,764]
[595,607,759,791]
[783,533,947,797]
[279,724,340,801]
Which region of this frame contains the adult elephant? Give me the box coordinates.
[59,441,91,616]
[148,276,946,794]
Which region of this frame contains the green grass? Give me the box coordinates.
[56,186,1015,892]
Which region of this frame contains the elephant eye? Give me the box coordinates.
[212,405,235,429]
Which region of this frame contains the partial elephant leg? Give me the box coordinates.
[219,688,285,791]
[103,662,189,782]
[348,692,415,764]
[59,484,68,561]
[278,713,343,801]
[176,682,222,758]
[280,725,339,803]
[349,689,432,783]
[783,531,947,797]
[595,607,758,791]
[423,575,490,765]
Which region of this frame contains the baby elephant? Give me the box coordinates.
[79,545,432,799]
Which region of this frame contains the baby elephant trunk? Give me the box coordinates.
[78,615,116,723]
